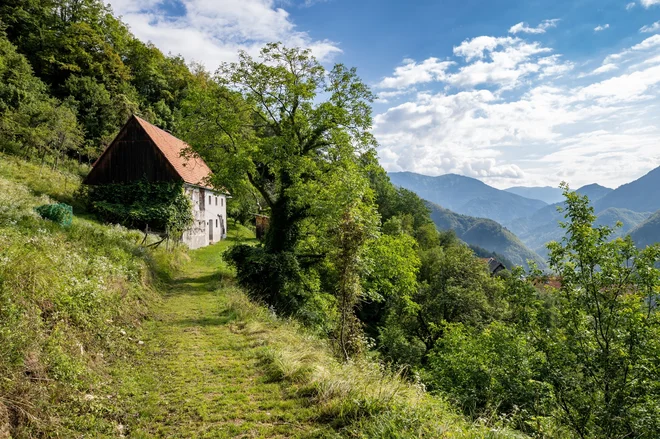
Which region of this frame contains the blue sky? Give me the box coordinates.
[108,0,660,189]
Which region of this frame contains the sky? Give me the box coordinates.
[107,0,660,189]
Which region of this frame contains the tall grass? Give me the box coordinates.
[0,154,181,436]
[222,290,526,439]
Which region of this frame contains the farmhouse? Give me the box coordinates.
[84,115,228,249]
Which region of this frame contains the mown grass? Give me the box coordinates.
[102,237,524,438]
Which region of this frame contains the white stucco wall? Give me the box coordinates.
[182,184,228,250]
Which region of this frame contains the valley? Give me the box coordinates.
[390,169,660,266]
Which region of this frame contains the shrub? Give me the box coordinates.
[86,179,193,235]
[35,203,73,226]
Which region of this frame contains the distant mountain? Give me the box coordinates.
[505,186,564,204]
[426,201,546,270]
[595,166,660,213]
[510,184,616,238]
[630,210,660,248]
[516,206,649,260]
[594,208,650,233]
[389,172,547,226]
[577,184,613,203]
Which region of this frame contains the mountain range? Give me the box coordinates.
[630,211,660,248]
[390,166,660,269]
[388,172,546,226]
[426,202,546,270]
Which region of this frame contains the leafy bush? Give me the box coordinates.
[426,322,549,423]
[35,202,73,226]
[86,179,193,235]
[224,244,338,332]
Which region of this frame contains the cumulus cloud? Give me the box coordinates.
[107,0,341,69]
[447,40,553,88]
[374,31,660,187]
[377,58,454,89]
[640,21,660,33]
[641,0,660,7]
[594,24,610,32]
[509,19,560,34]
[380,37,566,91]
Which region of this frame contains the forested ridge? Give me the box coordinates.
[2,2,660,439]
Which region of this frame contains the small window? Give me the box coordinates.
[209,195,211,204]
[221,198,224,207]
[215,219,218,227]
[215,196,218,206]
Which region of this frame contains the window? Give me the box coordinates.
[215,196,218,206]
[215,219,218,227]
[209,195,211,204]
[221,198,224,207]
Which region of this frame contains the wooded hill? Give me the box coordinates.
[0,0,199,164]
[426,201,545,270]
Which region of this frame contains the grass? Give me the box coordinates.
[0,152,525,438]
[101,239,523,438]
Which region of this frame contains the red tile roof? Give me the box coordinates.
[133,116,213,188]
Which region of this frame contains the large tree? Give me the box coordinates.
[179,43,376,254]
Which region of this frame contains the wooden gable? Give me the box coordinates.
[84,116,182,185]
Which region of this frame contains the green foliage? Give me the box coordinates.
[0,157,177,436]
[35,202,73,226]
[0,0,197,161]
[426,322,548,423]
[418,184,660,438]
[86,179,193,235]
[0,31,84,162]
[182,43,385,356]
[537,183,660,438]
[379,241,505,367]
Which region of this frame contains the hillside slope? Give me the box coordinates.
[630,210,660,248]
[595,166,660,212]
[427,202,546,270]
[0,154,523,438]
[512,185,630,256]
[388,172,546,225]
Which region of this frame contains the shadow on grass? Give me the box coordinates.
[173,310,238,327]
[164,273,224,296]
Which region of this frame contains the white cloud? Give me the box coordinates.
[379,37,564,91]
[579,63,618,77]
[375,32,660,188]
[640,21,660,33]
[594,24,610,32]
[605,34,660,63]
[641,0,660,7]
[509,19,560,34]
[448,41,552,88]
[378,58,454,89]
[107,0,341,70]
[626,1,636,9]
[450,38,560,88]
[454,36,518,60]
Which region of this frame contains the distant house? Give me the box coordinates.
[481,257,506,276]
[84,115,228,249]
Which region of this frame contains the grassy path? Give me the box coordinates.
[112,240,335,439]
